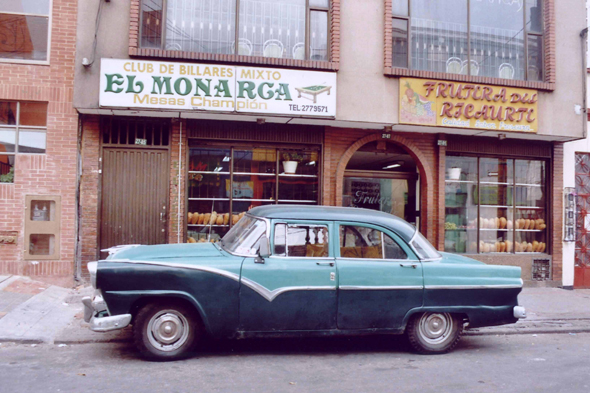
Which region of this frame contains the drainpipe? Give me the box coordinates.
[74,115,83,282]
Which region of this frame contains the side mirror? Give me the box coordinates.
[256,237,270,263]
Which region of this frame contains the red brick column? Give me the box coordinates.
[168,120,187,244]
[551,142,564,282]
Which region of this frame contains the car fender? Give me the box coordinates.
[103,290,213,335]
[401,305,518,330]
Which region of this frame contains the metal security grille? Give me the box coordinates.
[532,259,551,281]
[101,117,170,147]
[575,153,590,268]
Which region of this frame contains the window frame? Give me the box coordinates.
[0,0,53,65]
[272,221,333,258]
[384,0,555,90]
[130,0,339,71]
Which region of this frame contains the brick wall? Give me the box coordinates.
[168,120,187,244]
[551,142,564,282]
[0,0,78,286]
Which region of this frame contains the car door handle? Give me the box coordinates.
[316,262,335,267]
[400,263,418,269]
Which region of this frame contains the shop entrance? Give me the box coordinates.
[99,118,170,258]
[342,141,419,227]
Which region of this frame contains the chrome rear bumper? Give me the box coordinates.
[82,293,131,332]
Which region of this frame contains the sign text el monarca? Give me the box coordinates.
[99,59,336,118]
[400,77,538,133]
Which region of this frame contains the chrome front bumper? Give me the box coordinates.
[513,306,526,319]
[82,292,131,332]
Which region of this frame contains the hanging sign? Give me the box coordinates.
[399,77,538,133]
[99,59,336,117]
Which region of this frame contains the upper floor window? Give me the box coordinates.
[141,0,330,61]
[0,0,51,62]
[392,0,543,81]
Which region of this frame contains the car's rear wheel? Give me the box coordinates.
[133,302,201,361]
[406,312,463,354]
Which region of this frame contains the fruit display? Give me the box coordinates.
[444,222,457,230]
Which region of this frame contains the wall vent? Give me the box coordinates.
[532,259,551,281]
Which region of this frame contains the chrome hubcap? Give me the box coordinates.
[147,310,190,352]
[418,313,453,344]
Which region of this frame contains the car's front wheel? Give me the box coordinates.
[133,302,201,361]
[406,312,463,354]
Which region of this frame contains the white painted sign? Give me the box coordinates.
[99,59,336,117]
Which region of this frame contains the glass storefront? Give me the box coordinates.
[445,155,547,254]
[187,145,320,243]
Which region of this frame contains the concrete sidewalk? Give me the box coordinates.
[1,275,589,345]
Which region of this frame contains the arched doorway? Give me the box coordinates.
[341,141,420,228]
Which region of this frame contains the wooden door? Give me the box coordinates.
[100,148,169,258]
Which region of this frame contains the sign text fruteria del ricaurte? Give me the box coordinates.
[99,59,336,117]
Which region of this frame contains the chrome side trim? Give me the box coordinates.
[240,278,335,302]
[103,259,334,302]
[340,285,423,290]
[425,284,523,290]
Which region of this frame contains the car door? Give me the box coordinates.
[239,220,338,331]
[336,222,424,330]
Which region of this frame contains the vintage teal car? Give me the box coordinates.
[83,205,526,360]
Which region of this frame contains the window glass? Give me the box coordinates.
[0,0,50,15]
[340,225,407,260]
[0,155,14,183]
[0,15,49,61]
[18,129,46,154]
[392,18,408,68]
[309,0,329,7]
[141,0,163,48]
[527,34,543,81]
[19,102,47,126]
[411,0,468,74]
[310,10,328,61]
[0,128,16,153]
[221,215,266,255]
[239,0,305,59]
[410,231,440,259]
[279,224,329,257]
[0,101,17,125]
[392,1,408,16]
[470,0,525,79]
[166,0,236,54]
[526,0,543,33]
[29,234,55,255]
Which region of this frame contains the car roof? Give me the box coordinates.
[248,205,417,242]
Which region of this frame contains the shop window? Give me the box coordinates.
[140,0,330,61]
[187,146,320,243]
[0,101,48,183]
[444,156,547,255]
[0,0,51,62]
[391,0,544,81]
[339,225,407,260]
[24,195,61,260]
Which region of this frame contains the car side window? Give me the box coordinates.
[339,225,407,260]
[274,223,329,258]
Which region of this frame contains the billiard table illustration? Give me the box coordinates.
[295,85,332,103]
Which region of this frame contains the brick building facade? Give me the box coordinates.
[0,0,78,286]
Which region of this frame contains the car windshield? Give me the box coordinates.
[221,215,267,256]
[410,231,442,260]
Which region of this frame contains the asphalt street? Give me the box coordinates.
[1,333,588,393]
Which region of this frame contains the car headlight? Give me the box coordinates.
[87,262,98,288]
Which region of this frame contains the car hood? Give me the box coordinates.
[106,242,228,262]
[438,252,486,265]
